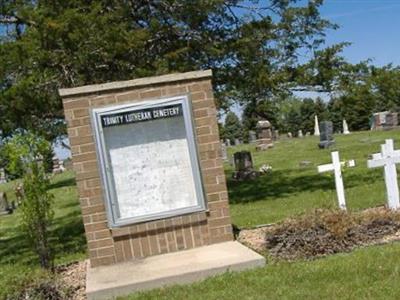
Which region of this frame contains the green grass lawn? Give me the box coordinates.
[122,243,400,300]
[1,130,400,299]
[0,171,85,297]
[227,130,400,227]
[0,171,86,267]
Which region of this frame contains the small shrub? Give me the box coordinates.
[3,131,55,269]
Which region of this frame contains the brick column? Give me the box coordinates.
[60,70,233,267]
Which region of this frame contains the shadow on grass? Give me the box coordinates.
[0,231,35,265]
[0,209,86,266]
[227,168,381,204]
[49,176,76,190]
[52,210,86,259]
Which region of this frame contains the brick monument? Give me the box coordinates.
[60,70,264,299]
[60,70,234,267]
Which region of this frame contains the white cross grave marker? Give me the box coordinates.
[318,151,355,210]
[367,139,400,210]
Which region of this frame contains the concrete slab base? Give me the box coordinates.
[86,241,265,300]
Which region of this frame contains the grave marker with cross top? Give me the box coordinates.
[318,151,355,210]
[367,139,400,210]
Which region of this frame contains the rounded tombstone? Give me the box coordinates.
[255,120,273,146]
[256,120,271,130]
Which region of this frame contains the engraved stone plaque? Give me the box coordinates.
[92,96,206,226]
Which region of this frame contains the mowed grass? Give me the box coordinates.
[227,130,400,227]
[122,243,400,300]
[0,130,400,299]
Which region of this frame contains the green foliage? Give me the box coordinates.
[3,132,55,269]
[323,62,400,131]
[218,123,226,141]
[224,112,242,143]
[327,98,343,132]
[0,1,335,138]
[21,164,55,269]
[285,106,302,135]
[299,98,315,134]
[242,100,280,137]
[1,130,53,178]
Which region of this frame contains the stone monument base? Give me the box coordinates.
[318,140,335,149]
[232,170,260,181]
[86,241,265,300]
[255,138,274,151]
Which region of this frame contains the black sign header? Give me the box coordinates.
[101,104,183,127]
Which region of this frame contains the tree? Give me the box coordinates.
[299,98,315,133]
[314,97,328,121]
[242,99,279,138]
[286,106,302,135]
[327,98,343,133]
[329,63,400,130]
[0,1,336,139]
[224,112,242,143]
[3,132,54,269]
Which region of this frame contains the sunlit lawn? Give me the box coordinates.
[1,130,400,299]
[122,243,400,300]
[227,130,400,227]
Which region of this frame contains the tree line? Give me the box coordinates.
[1,1,399,144]
[222,59,400,142]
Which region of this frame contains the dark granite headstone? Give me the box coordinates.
[0,192,12,215]
[232,151,259,180]
[272,129,279,141]
[318,121,335,149]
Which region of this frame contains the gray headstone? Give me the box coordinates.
[0,192,12,214]
[248,131,257,143]
[234,138,241,146]
[52,156,65,174]
[385,113,398,127]
[221,142,228,161]
[255,120,274,151]
[298,130,303,138]
[256,120,272,139]
[318,121,335,148]
[233,151,253,172]
[225,139,231,147]
[0,168,6,184]
[272,129,279,141]
[232,151,259,180]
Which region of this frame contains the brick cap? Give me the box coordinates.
[59,69,212,98]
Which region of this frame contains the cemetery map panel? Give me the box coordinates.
[102,104,199,221]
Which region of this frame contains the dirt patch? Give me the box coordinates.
[238,208,400,260]
[56,260,87,300]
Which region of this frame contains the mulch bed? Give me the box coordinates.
[56,260,87,300]
[238,207,400,261]
[57,208,400,299]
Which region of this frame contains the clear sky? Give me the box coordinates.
[320,0,400,66]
